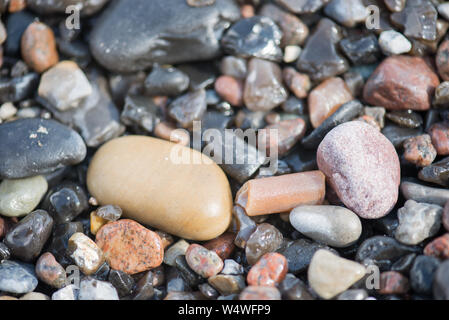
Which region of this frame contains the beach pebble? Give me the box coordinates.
[378,30,412,56]
[51,284,78,300]
[67,232,105,275]
[429,123,449,156]
[35,252,67,289]
[164,240,190,267]
[424,233,449,259]
[410,255,440,295]
[245,223,284,265]
[317,121,400,219]
[403,134,436,167]
[185,244,223,278]
[0,175,47,217]
[247,252,288,286]
[204,232,235,260]
[239,286,281,300]
[208,274,245,295]
[378,271,409,295]
[144,65,189,97]
[433,260,449,299]
[401,181,449,206]
[290,205,362,247]
[78,277,119,300]
[0,260,38,294]
[95,219,164,274]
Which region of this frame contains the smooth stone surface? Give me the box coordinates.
[121,95,162,133]
[221,16,283,62]
[317,121,400,219]
[168,89,207,128]
[401,181,449,206]
[164,240,190,267]
[87,136,233,241]
[4,210,53,262]
[78,277,119,300]
[410,255,440,295]
[296,18,349,81]
[386,110,423,129]
[0,260,38,294]
[47,222,84,267]
[144,65,189,97]
[20,292,50,300]
[221,259,244,275]
[185,244,223,278]
[35,252,67,289]
[324,0,368,27]
[395,200,442,245]
[27,0,109,15]
[403,134,437,167]
[382,124,423,148]
[0,176,48,217]
[245,223,284,265]
[433,260,449,300]
[279,273,314,300]
[239,285,281,300]
[378,30,412,56]
[247,252,288,287]
[96,219,164,274]
[89,0,240,72]
[289,205,362,248]
[67,232,105,275]
[51,284,78,300]
[0,118,86,179]
[339,34,380,66]
[208,274,245,295]
[308,249,366,299]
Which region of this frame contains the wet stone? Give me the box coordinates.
[42,182,88,224]
[339,33,380,66]
[108,269,135,297]
[378,30,412,56]
[429,123,449,156]
[95,205,122,222]
[364,55,439,111]
[275,0,329,14]
[89,0,240,72]
[35,252,66,289]
[433,81,449,107]
[245,223,284,265]
[338,289,368,300]
[324,0,368,27]
[401,180,449,206]
[247,252,288,287]
[391,253,416,274]
[38,61,92,112]
[385,0,406,11]
[233,205,257,249]
[290,205,362,248]
[214,75,243,106]
[221,16,283,62]
[283,67,310,99]
[204,232,235,260]
[260,4,309,47]
[278,238,336,274]
[344,71,365,97]
[0,243,10,261]
[378,271,410,295]
[132,270,155,300]
[68,232,105,275]
[51,284,78,300]
[168,89,207,128]
[0,73,40,104]
[302,100,363,149]
[390,0,437,41]
[424,233,449,259]
[244,58,288,112]
[297,18,349,82]
[95,219,164,275]
[4,210,53,262]
[164,240,190,267]
[20,292,49,300]
[79,277,119,300]
[198,283,219,299]
[121,95,162,133]
[47,222,83,267]
[221,259,244,275]
[410,255,440,295]
[208,274,246,295]
[27,0,109,15]
[0,260,38,294]
[175,255,203,287]
[178,62,217,91]
[279,273,314,300]
[283,45,302,63]
[418,156,449,186]
[437,40,449,81]
[219,56,247,79]
[386,110,423,128]
[382,124,423,148]
[317,121,400,219]
[0,118,86,179]
[0,175,48,217]
[308,249,366,299]
[433,260,449,299]
[239,285,281,300]
[185,244,223,278]
[308,77,353,128]
[5,11,34,56]
[144,65,189,97]
[403,134,437,167]
[395,200,442,245]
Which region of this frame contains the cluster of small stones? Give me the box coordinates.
[1,0,449,302]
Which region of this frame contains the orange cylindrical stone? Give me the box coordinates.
[235,171,326,216]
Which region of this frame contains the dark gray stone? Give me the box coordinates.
[433,260,449,300]
[410,255,440,295]
[121,95,162,133]
[144,65,190,97]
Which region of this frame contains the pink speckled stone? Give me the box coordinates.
[317,121,400,219]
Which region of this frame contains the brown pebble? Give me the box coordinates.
[283,67,311,99]
[437,40,449,81]
[403,134,437,167]
[235,171,325,216]
[424,233,449,259]
[247,252,288,287]
[9,0,26,12]
[240,4,254,18]
[204,232,235,260]
[0,217,5,240]
[265,112,281,125]
[21,21,59,73]
[35,252,67,289]
[239,286,281,300]
[155,230,174,249]
[364,55,439,111]
[308,77,353,128]
[429,122,449,156]
[258,118,306,157]
[378,271,410,295]
[214,75,244,106]
[96,219,164,274]
[185,244,224,278]
[443,201,449,232]
[154,121,190,146]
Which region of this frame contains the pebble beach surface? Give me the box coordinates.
[0,0,449,301]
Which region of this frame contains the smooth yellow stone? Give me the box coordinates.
[86,135,233,241]
[90,211,108,235]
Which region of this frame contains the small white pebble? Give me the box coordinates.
[378,30,412,56]
[0,102,17,120]
[283,45,302,63]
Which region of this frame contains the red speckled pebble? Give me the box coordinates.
[95,219,164,274]
[247,252,288,287]
[429,123,449,156]
[203,232,236,260]
[378,271,410,295]
[424,233,449,259]
[239,286,281,300]
[185,244,224,278]
[317,121,400,219]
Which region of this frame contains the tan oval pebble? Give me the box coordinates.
[95,219,164,274]
[87,135,233,241]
